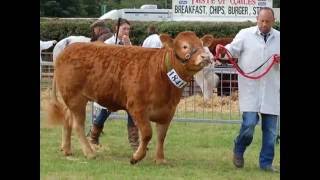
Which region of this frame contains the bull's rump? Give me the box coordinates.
[55,42,173,111]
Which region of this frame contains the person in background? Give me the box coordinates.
[215,7,280,173]
[104,18,132,45]
[90,20,111,42]
[142,25,162,48]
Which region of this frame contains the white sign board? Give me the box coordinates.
[172,0,273,22]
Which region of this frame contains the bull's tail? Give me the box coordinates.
[43,74,66,126]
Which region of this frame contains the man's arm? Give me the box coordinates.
[224,30,244,58]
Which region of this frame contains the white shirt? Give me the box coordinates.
[52,36,90,62]
[225,26,280,115]
[142,34,162,48]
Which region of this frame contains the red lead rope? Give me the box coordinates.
[214,45,280,80]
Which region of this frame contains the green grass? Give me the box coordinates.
[40,117,280,180]
[174,111,241,120]
[102,110,241,121]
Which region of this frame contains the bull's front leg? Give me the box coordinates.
[154,122,170,164]
[130,115,152,165]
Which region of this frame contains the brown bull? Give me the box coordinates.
[45,31,214,164]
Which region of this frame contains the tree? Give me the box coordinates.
[42,1,63,17]
[273,0,280,8]
[41,0,88,17]
[82,0,101,17]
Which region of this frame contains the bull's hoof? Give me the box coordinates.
[130,157,138,165]
[86,154,96,160]
[63,151,73,156]
[155,159,167,165]
[60,147,73,156]
[85,152,97,160]
[89,143,103,152]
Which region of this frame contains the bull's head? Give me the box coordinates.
[160,31,214,73]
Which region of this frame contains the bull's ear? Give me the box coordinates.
[201,34,214,47]
[159,33,173,49]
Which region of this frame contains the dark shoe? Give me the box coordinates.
[233,153,244,168]
[128,125,140,151]
[89,124,104,145]
[260,166,280,173]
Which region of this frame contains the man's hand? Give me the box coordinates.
[274,54,280,64]
[215,44,226,57]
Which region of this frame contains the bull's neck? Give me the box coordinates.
[164,50,193,89]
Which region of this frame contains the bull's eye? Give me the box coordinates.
[183,45,188,49]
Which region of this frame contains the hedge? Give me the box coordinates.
[40,18,280,45]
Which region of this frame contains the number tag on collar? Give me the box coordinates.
[167,69,187,88]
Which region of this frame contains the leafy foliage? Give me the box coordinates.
[273,0,280,8]
[40,18,280,45]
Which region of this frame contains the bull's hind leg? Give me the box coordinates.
[154,122,170,165]
[69,98,96,159]
[73,111,96,159]
[60,110,73,156]
[130,116,152,164]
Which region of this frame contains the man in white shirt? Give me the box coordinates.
[216,7,280,172]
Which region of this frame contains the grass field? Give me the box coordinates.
[40,117,280,180]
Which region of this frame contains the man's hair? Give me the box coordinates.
[258,7,274,18]
[147,25,158,36]
[99,28,111,35]
[90,20,106,29]
[90,26,112,42]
